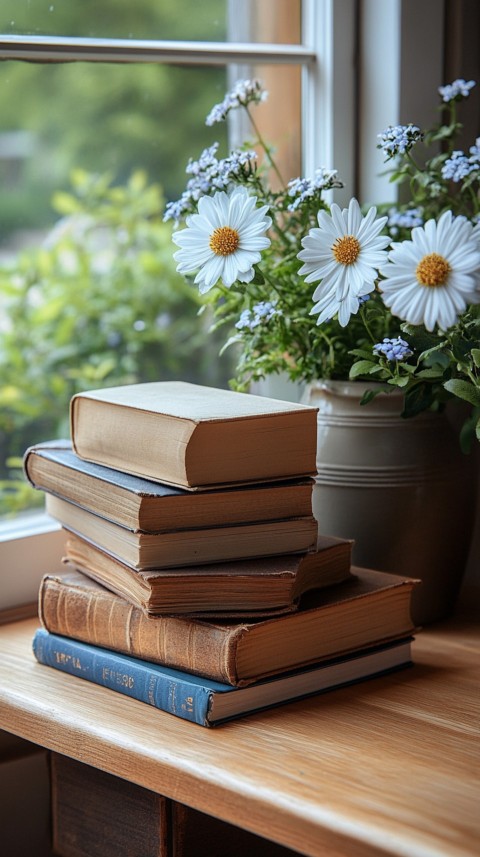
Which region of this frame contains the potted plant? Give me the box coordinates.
[165,78,480,623]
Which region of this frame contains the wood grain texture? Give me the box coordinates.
[0,617,478,857]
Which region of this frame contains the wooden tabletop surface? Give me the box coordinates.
[0,615,478,857]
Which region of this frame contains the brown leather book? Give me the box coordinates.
[58,531,354,617]
[38,565,417,687]
[70,381,318,490]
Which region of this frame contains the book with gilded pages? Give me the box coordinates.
[70,381,318,490]
[24,440,314,533]
[46,494,318,570]
[32,629,413,727]
[60,533,353,617]
[38,565,417,684]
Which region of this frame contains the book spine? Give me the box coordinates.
[38,575,242,685]
[32,629,214,727]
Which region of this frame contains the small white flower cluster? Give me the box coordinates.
[377,124,423,158]
[442,138,480,182]
[373,337,413,362]
[235,301,281,331]
[438,78,476,102]
[205,79,268,126]
[164,143,257,223]
[287,168,341,211]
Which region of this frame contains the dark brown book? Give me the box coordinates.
[59,532,354,617]
[38,564,417,686]
[46,493,318,570]
[70,381,318,490]
[24,440,314,533]
[50,753,168,857]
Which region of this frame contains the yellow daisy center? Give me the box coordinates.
[416,252,451,287]
[332,235,361,265]
[209,226,240,256]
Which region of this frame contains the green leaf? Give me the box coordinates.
[443,379,480,407]
[450,333,474,362]
[349,348,375,360]
[471,349,480,368]
[51,191,81,215]
[416,368,444,379]
[388,375,410,387]
[402,384,435,417]
[219,334,242,356]
[251,268,265,285]
[349,360,377,379]
[359,386,391,405]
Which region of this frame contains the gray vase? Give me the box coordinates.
[303,379,478,626]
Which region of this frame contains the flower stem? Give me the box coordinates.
[257,265,283,296]
[245,106,285,188]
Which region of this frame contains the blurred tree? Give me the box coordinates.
[0,169,234,513]
[0,0,228,236]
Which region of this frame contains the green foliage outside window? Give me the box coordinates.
[0,169,233,515]
[0,0,233,516]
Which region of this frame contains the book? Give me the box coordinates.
[38,566,417,684]
[23,440,314,533]
[45,493,318,570]
[70,381,318,490]
[50,753,169,857]
[32,629,413,727]
[60,533,354,617]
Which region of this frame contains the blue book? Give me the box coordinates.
[32,628,413,727]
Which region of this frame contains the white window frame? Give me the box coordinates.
[0,0,445,608]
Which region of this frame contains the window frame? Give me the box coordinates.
[0,0,446,607]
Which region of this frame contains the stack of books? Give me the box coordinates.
[26,381,419,727]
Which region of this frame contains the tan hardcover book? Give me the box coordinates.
[24,440,314,533]
[46,493,318,570]
[60,532,354,617]
[38,565,418,686]
[70,381,318,489]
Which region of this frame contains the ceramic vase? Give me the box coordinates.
[303,379,478,625]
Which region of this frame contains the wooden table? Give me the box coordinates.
[0,615,478,857]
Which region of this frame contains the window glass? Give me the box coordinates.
[0,60,231,515]
[0,0,227,41]
[0,0,304,517]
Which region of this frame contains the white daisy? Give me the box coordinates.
[172,187,272,294]
[379,211,480,331]
[297,198,390,327]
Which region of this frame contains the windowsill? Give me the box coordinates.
[0,510,61,543]
[0,511,66,611]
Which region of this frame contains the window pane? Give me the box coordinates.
[0,61,232,515]
[229,0,301,45]
[0,4,304,518]
[0,0,227,41]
